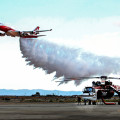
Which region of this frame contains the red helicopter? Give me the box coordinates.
[58,76,120,105]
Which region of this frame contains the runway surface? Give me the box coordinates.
[0,103,120,120]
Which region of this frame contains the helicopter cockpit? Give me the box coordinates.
[83,87,95,93]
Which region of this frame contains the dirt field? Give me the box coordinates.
[0,103,120,120]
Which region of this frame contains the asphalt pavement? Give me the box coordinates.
[0,103,120,120]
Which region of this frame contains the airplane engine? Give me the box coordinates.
[20,32,29,36]
[30,31,36,34]
[19,32,24,36]
[0,33,5,36]
[35,31,39,34]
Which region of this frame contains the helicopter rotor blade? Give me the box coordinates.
[57,76,120,82]
[107,77,120,79]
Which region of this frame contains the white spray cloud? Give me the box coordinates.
[1,17,120,90]
[20,38,120,85]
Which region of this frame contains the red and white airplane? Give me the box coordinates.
[0,23,52,38]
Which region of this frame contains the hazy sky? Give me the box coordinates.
[1,0,120,91]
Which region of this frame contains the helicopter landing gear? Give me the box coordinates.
[118,97,120,105]
[118,101,120,105]
[92,101,96,105]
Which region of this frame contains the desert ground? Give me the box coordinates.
[0,103,120,120]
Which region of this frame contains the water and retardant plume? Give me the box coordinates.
[19,38,120,85]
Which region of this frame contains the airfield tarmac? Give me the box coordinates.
[0,103,120,120]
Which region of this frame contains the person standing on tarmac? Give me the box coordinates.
[77,96,81,105]
[84,99,87,105]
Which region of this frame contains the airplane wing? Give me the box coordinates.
[22,29,52,34]
[0,27,52,38]
[37,35,46,37]
[36,29,52,32]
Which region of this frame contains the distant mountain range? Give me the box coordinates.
[0,89,82,96]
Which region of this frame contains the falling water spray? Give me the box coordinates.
[19,38,120,85]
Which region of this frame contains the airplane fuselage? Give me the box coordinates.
[0,23,52,38]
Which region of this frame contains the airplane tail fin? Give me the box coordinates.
[33,26,40,31]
